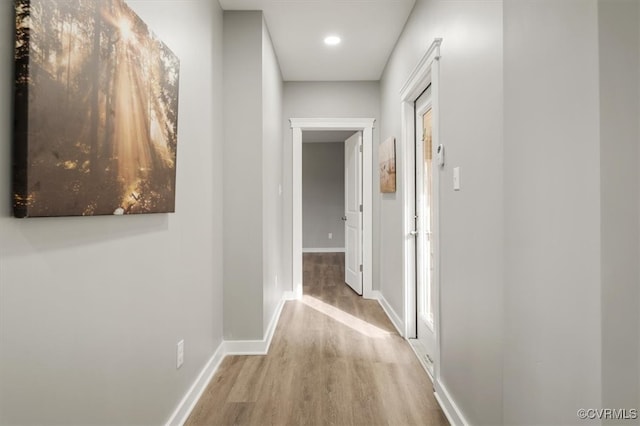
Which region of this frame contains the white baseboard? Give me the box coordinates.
[405,339,468,426]
[224,293,289,355]
[165,342,226,426]
[434,379,470,426]
[302,248,346,253]
[165,292,294,425]
[283,290,298,301]
[372,290,404,337]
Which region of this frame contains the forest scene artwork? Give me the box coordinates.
[379,137,396,193]
[13,0,180,218]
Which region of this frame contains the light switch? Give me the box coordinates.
[453,167,461,191]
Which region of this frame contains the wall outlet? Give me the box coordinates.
[328,233,333,240]
[176,340,184,369]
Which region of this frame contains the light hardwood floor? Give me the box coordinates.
[186,253,448,426]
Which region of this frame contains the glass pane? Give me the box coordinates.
[423,108,433,325]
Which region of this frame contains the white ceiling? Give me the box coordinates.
[302,130,357,143]
[218,0,416,81]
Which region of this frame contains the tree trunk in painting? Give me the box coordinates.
[89,1,101,179]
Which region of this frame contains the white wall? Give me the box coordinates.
[223,11,284,340]
[503,1,602,423]
[380,1,639,423]
[379,1,504,424]
[302,143,346,250]
[598,0,640,415]
[0,1,224,424]
[262,20,285,334]
[223,11,264,340]
[282,82,380,292]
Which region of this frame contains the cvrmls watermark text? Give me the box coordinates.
[578,409,638,420]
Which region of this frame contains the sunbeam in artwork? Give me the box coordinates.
[118,17,133,43]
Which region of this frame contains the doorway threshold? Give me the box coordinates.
[408,338,435,384]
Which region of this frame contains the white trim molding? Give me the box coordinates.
[372,290,404,336]
[166,292,296,425]
[401,40,446,420]
[407,337,468,426]
[400,38,442,344]
[290,118,375,130]
[302,248,346,253]
[434,380,470,426]
[290,118,376,301]
[400,38,442,101]
[165,343,226,426]
[224,293,292,355]
[283,290,297,300]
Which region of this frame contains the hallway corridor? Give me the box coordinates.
[186,253,447,425]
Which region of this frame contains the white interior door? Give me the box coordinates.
[414,87,437,377]
[344,131,363,295]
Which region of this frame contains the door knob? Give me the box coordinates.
[341,216,347,221]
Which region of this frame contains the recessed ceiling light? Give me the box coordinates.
[324,35,342,46]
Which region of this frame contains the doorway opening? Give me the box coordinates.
[290,118,375,300]
[301,130,362,296]
[400,39,442,382]
[414,85,437,378]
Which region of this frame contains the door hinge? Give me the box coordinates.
[359,204,363,212]
[359,144,363,153]
[359,264,363,272]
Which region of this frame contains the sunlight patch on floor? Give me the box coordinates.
[301,295,392,339]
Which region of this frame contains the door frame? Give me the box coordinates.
[400,38,441,356]
[290,118,376,300]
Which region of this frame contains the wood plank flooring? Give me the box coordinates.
[186,253,448,426]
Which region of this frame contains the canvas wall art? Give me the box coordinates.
[379,137,396,193]
[13,0,180,218]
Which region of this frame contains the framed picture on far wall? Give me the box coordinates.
[379,137,396,193]
[13,0,180,218]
